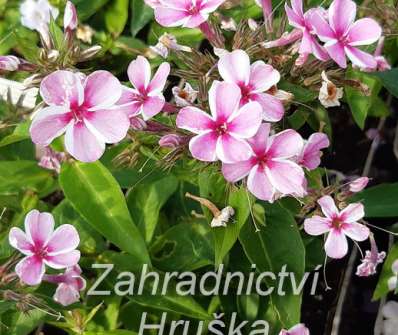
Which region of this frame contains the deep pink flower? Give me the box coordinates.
[154,0,226,28]
[218,50,284,122]
[349,177,369,193]
[0,56,20,71]
[279,323,310,335]
[310,0,382,69]
[283,0,329,65]
[176,81,263,163]
[44,265,86,306]
[117,56,170,120]
[30,70,129,162]
[304,196,370,259]
[222,123,306,202]
[9,210,80,286]
[64,1,78,31]
[298,132,329,170]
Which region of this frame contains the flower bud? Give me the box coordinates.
[79,45,102,61]
[0,56,20,72]
[349,177,369,193]
[64,1,78,31]
[159,134,184,149]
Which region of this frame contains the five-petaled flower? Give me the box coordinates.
[9,210,80,286]
[43,265,86,306]
[154,0,226,28]
[298,132,330,170]
[218,50,284,122]
[177,81,263,163]
[310,0,382,69]
[30,70,130,162]
[222,123,307,202]
[117,56,170,121]
[304,196,370,259]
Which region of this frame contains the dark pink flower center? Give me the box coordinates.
[331,217,344,229]
[33,245,48,259]
[238,83,254,104]
[70,103,89,123]
[215,121,229,135]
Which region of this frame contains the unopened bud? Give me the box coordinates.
[0,56,20,72]
[64,1,78,31]
[79,45,102,61]
[159,134,184,149]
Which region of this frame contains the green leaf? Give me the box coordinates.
[84,331,137,335]
[59,161,150,265]
[0,121,31,147]
[239,202,305,330]
[352,183,398,218]
[372,68,398,98]
[105,0,129,36]
[0,161,56,197]
[49,17,64,50]
[150,220,214,271]
[126,176,178,242]
[279,81,317,103]
[373,243,398,300]
[345,69,382,129]
[74,0,111,20]
[368,96,391,117]
[131,0,154,37]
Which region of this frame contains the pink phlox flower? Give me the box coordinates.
[304,196,370,259]
[361,37,391,72]
[116,56,170,121]
[356,234,385,277]
[310,0,382,69]
[44,265,86,306]
[279,323,310,335]
[349,176,369,193]
[154,0,226,28]
[30,70,130,162]
[37,146,66,174]
[9,210,80,286]
[218,50,284,122]
[222,123,307,202]
[298,132,330,170]
[176,81,263,163]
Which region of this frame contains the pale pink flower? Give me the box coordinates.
[154,0,226,28]
[218,50,284,122]
[279,323,310,335]
[388,260,398,291]
[30,70,129,162]
[64,1,78,31]
[37,146,66,174]
[0,56,20,71]
[9,210,80,286]
[304,196,370,259]
[310,0,382,69]
[43,265,86,306]
[20,0,59,33]
[116,56,170,120]
[255,0,273,32]
[222,123,306,202]
[149,33,192,59]
[264,0,329,65]
[172,83,198,107]
[298,132,329,170]
[144,0,161,9]
[176,81,263,163]
[349,177,369,193]
[356,234,385,277]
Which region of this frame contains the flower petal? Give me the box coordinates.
[329,0,356,36]
[177,106,214,133]
[30,106,71,146]
[304,216,331,235]
[325,229,348,259]
[216,134,253,163]
[268,129,303,159]
[317,195,339,218]
[285,3,304,29]
[148,62,170,94]
[189,131,218,162]
[128,56,152,92]
[340,203,365,223]
[218,50,251,86]
[9,227,33,255]
[46,224,80,256]
[54,283,80,306]
[247,165,275,201]
[84,71,122,110]
[325,41,347,68]
[228,101,263,138]
[310,10,336,42]
[44,250,81,269]
[344,46,377,69]
[347,18,382,46]
[208,81,241,120]
[142,95,166,120]
[201,0,226,12]
[64,122,105,162]
[25,210,54,248]
[154,7,188,27]
[266,160,306,197]
[184,12,207,28]
[40,70,83,106]
[343,222,369,242]
[222,160,254,183]
[247,123,270,156]
[301,132,330,170]
[84,109,130,143]
[250,93,285,122]
[15,255,45,285]
[249,62,280,93]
